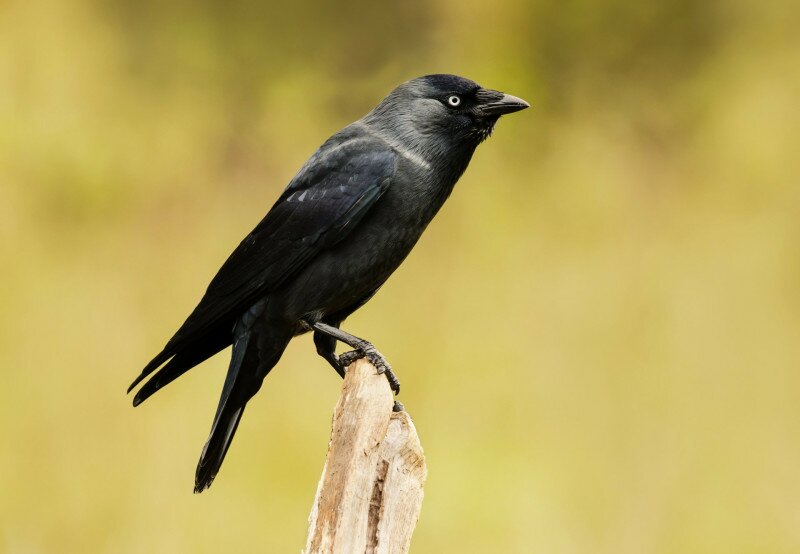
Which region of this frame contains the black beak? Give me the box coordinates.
[477,90,530,116]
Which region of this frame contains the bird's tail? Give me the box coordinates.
[194,402,246,493]
[194,300,291,493]
[131,332,230,407]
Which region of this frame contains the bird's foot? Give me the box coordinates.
[337,349,365,368]
[338,343,400,395]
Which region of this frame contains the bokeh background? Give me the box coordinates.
[2,0,800,552]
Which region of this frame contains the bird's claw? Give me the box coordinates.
[362,345,401,395]
[338,344,400,395]
[337,349,365,369]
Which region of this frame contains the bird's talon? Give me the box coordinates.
[337,349,366,368]
[342,345,401,395]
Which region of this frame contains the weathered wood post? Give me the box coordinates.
[304,358,427,553]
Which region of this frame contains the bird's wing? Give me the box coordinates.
[129,139,396,390]
[205,143,396,302]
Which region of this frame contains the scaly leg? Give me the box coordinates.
[312,320,345,378]
[303,320,400,394]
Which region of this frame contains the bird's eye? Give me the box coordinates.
[447,95,461,107]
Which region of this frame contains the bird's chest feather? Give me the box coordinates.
[382,156,465,226]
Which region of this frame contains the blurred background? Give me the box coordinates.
[2,0,799,552]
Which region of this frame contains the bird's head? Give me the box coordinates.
[365,74,529,148]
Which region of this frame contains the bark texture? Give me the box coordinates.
[304,359,426,554]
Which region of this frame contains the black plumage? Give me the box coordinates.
[128,74,529,492]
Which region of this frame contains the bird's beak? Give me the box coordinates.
[477,89,530,116]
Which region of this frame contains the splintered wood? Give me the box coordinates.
[304,359,427,554]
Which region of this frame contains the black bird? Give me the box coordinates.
[128,74,529,492]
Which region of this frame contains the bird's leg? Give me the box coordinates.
[305,321,400,394]
[312,324,346,378]
[304,319,353,380]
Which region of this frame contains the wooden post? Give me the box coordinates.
[304,359,427,554]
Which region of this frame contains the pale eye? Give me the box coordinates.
[447,95,461,107]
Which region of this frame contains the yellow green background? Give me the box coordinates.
[2,0,799,552]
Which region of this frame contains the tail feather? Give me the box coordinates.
[193,299,290,493]
[194,405,245,493]
[132,333,229,406]
[127,348,175,394]
[128,307,237,395]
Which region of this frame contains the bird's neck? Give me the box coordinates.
[354,122,434,172]
[356,120,477,179]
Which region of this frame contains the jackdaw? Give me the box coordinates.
[128,74,529,492]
